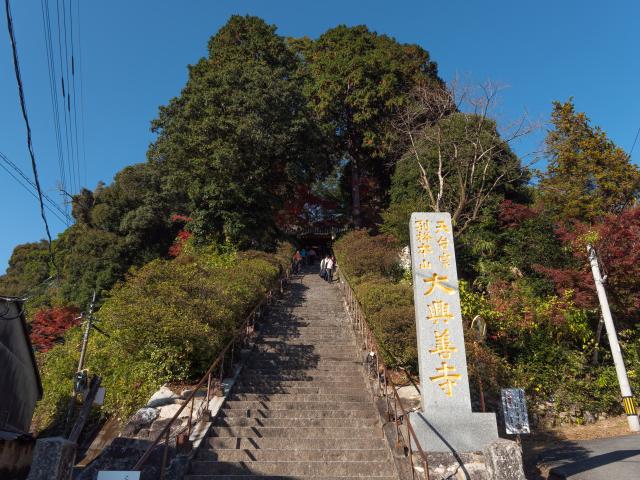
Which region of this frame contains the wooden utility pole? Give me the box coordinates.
[587,245,639,432]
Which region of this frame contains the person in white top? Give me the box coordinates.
[319,255,328,280]
[325,256,334,282]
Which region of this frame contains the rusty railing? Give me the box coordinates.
[132,267,291,477]
[338,269,431,480]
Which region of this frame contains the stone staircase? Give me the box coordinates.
[186,269,399,479]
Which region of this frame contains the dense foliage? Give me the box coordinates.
[33,243,292,433]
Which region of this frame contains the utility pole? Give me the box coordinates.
[587,245,639,432]
[77,290,97,376]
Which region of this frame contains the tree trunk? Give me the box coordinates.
[351,159,361,227]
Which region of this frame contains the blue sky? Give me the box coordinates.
[1,0,638,273]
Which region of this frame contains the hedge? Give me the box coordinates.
[33,242,293,434]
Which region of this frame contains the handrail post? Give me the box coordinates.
[160,429,169,480]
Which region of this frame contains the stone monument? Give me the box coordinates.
[408,212,498,453]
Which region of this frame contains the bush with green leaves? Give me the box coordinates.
[334,231,416,369]
[33,243,293,434]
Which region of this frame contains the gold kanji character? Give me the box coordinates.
[437,236,449,250]
[439,252,451,268]
[417,243,433,255]
[430,328,458,359]
[423,273,455,296]
[416,231,432,242]
[429,361,462,397]
[427,300,454,324]
[419,259,432,270]
[415,219,430,233]
[436,220,450,233]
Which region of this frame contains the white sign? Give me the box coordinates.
[501,388,530,434]
[97,472,140,480]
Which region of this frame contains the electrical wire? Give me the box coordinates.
[75,0,87,187]
[0,151,71,224]
[40,0,69,212]
[4,0,59,276]
[0,162,68,225]
[630,126,640,158]
[69,0,82,191]
[56,0,75,194]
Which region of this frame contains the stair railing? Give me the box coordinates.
[338,269,431,480]
[132,266,291,477]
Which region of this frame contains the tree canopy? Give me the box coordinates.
[538,100,640,223]
[149,15,328,248]
[292,25,443,225]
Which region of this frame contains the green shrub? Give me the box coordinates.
[369,306,417,369]
[33,243,293,434]
[335,231,416,369]
[355,278,413,317]
[334,230,402,282]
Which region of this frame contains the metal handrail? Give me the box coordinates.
[132,267,291,475]
[338,269,430,480]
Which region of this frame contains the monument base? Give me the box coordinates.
[409,410,498,453]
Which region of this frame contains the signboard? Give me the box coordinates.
[93,387,106,406]
[409,212,472,411]
[501,388,530,434]
[97,472,140,480]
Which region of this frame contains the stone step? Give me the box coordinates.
[197,448,389,462]
[245,360,362,368]
[210,426,380,438]
[213,417,378,428]
[232,386,366,395]
[252,347,357,354]
[222,401,373,412]
[235,379,365,388]
[249,351,359,367]
[238,374,363,383]
[259,338,356,344]
[219,409,377,419]
[189,460,395,477]
[207,437,388,450]
[243,366,363,374]
[227,393,369,403]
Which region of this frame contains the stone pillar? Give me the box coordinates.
[27,437,76,480]
[408,212,498,453]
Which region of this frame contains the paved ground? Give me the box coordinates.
[537,433,640,479]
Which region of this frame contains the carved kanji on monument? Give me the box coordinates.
[409,212,498,452]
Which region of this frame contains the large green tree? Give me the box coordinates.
[149,15,328,248]
[292,25,442,226]
[538,100,640,223]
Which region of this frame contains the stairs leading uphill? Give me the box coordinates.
[186,268,399,480]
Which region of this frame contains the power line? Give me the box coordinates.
[0,151,71,224]
[74,0,87,187]
[0,161,68,225]
[4,0,59,275]
[60,0,79,193]
[69,0,82,190]
[40,0,69,212]
[630,126,640,158]
[56,0,75,194]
